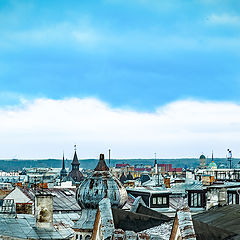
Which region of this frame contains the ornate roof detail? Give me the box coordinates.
[76,154,127,209]
[94,153,109,171]
[68,150,84,182]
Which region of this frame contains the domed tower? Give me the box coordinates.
[68,150,84,183]
[199,154,206,168]
[76,154,128,209]
[209,161,217,169]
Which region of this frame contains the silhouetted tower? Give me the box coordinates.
[68,146,84,182]
[60,153,67,180]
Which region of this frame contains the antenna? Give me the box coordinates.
[154,153,160,186]
[41,175,44,191]
[109,149,111,168]
[227,149,232,169]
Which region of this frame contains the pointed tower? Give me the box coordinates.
[60,153,67,180]
[68,147,84,183]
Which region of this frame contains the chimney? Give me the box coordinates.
[35,192,53,229]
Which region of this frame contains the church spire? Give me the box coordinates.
[62,152,65,170]
[60,152,67,180]
[72,150,80,166]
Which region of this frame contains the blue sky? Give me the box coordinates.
[1,0,240,111]
[1,0,240,159]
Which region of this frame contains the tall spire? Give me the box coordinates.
[62,152,65,170]
[60,152,67,179]
[72,150,80,166]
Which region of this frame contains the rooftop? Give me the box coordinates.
[0,214,74,239]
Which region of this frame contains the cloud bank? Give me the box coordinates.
[0,98,239,159]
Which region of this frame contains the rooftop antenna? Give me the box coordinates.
[108,149,111,168]
[41,175,44,192]
[227,149,232,169]
[154,152,157,175]
[154,153,160,187]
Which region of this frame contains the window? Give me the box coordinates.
[190,192,202,207]
[152,197,157,204]
[157,197,162,204]
[229,193,233,204]
[193,193,198,207]
[198,193,201,206]
[233,194,236,204]
[163,197,167,204]
[191,193,194,206]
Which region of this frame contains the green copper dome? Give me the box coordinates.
[208,161,217,169]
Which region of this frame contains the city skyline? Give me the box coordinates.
[0,0,240,158]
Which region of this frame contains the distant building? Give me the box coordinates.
[208,161,217,170]
[199,154,206,168]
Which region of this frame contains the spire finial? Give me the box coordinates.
[74,144,77,151]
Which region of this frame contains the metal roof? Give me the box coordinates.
[193,204,240,237]
[126,186,170,194]
[73,209,97,230]
[0,214,74,239]
[21,188,81,212]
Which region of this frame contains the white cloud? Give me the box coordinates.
[0,98,239,159]
[207,13,240,25]
[2,21,101,48]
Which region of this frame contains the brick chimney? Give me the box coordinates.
[35,192,53,229]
